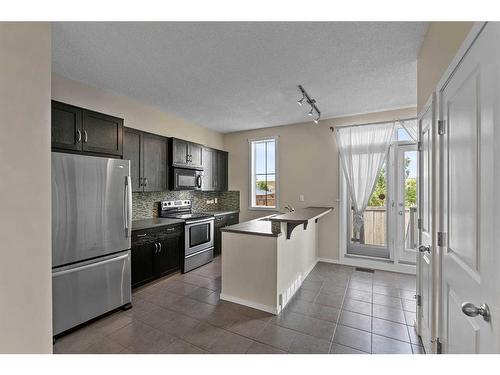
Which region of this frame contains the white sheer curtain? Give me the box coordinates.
[335,122,395,232]
[400,119,418,142]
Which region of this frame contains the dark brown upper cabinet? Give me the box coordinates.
[51,100,123,157]
[123,128,168,192]
[201,147,228,192]
[170,137,203,170]
[51,101,83,152]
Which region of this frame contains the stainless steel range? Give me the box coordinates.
[159,200,214,273]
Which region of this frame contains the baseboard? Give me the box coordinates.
[220,293,278,315]
[317,257,416,275]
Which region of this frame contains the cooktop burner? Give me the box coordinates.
[159,199,213,222]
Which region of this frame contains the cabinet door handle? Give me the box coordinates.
[83,130,88,143]
[76,130,82,143]
[158,242,162,253]
[136,233,147,238]
[166,228,175,232]
[144,178,148,187]
[154,243,158,253]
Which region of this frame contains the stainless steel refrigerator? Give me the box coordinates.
[51,152,132,336]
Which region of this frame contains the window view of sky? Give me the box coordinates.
[252,139,276,206]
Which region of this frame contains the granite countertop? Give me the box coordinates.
[220,207,333,237]
[132,217,185,231]
[268,207,333,224]
[220,216,280,237]
[203,210,240,217]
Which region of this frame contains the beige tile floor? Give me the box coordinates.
[54,257,424,354]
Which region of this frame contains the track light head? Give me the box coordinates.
[297,96,305,106]
[308,107,314,116]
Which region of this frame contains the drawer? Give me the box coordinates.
[132,224,184,246]
[226,213,239,225]
[52,251,131,335]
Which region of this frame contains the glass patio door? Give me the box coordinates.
[345,131,418,264]
[396,144,418,264]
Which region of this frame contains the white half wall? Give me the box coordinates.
[0,22,53,353]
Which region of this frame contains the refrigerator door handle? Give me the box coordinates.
[52,253,129,278]
[124,176,132,238]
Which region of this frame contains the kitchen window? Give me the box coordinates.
[249,137,278,210]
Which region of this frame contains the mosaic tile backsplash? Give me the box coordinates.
[132,190,240,220]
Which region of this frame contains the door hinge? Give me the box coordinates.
[416,294,422,306]
[437,232,446,247]
[438,120,446,135]
[431,338,443,354]
[417,218,422,230]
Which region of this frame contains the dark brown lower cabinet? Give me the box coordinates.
[131,224,183,288]
[214,213,239,257]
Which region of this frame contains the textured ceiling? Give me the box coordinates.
[52,22,428,133]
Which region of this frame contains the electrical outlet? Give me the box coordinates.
[214,198,218,204]
[299,194,305,202]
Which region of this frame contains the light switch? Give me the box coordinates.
[299,194,305,202]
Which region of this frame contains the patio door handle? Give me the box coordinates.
[419,245,430,254]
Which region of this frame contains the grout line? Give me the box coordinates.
[327,270,353,354]
[370,276,374,354]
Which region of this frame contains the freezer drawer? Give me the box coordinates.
[52,250,131,336]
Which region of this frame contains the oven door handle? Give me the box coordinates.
[186,218,214,225]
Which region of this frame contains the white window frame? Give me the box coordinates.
[248,136,279,211]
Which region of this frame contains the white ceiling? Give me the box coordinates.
[52,22,428,133]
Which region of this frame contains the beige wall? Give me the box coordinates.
[417,22,473,113]
[52,74,224,150]
[223,107,416,261]
[0,23,52,353]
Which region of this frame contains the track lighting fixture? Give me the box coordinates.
[297,85,321,125]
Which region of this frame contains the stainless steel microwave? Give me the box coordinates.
[171,167,203,190]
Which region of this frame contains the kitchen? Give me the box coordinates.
[4,16,492,362]
[51,99,241,337]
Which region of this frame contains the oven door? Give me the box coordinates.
[172,168,202,190]
[185,218,214,255]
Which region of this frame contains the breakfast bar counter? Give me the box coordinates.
[220,207,333,314]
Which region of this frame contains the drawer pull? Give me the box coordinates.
[136,233,148,237]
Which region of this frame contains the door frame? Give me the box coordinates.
[416,92,438,354]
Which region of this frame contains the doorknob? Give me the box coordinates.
[461,302,491,321]
[419,245,430,254]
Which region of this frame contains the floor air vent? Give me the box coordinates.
[355,267,374,273]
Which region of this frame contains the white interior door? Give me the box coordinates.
[440,23,500,354]
[416,95,435,354]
